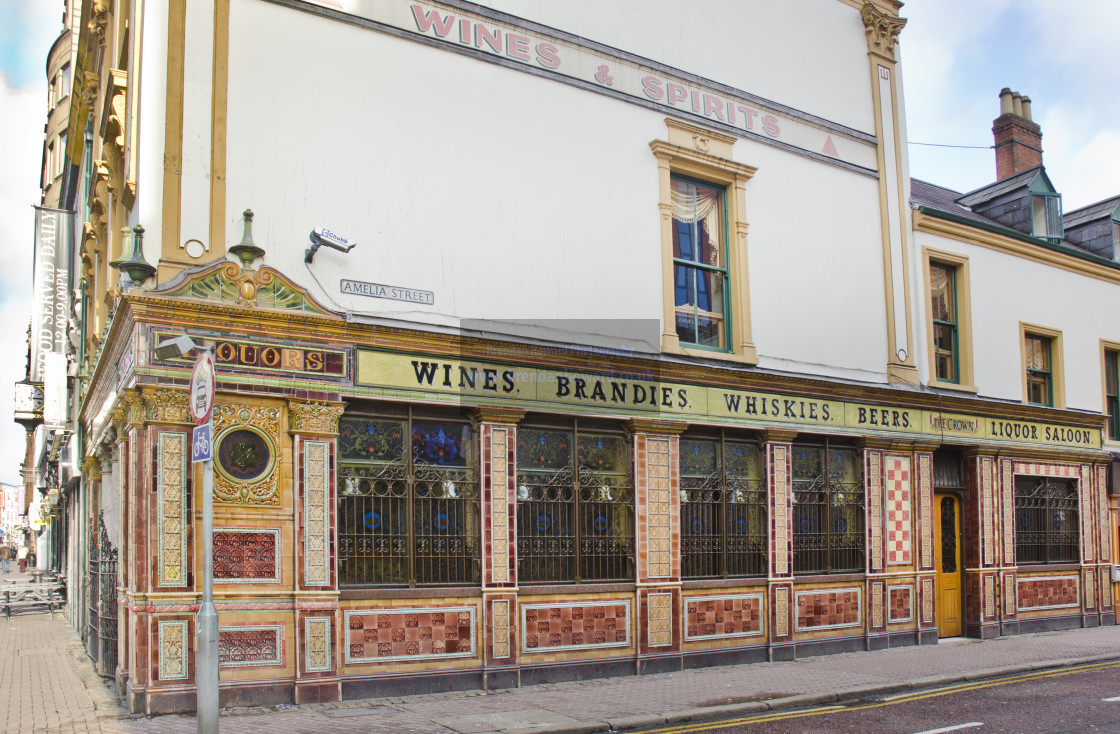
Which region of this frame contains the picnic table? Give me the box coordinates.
[1,576,66,619]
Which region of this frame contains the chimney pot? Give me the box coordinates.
[999,88,1014,116]
[1021,96,1032,122]
[1012,92,1023,117]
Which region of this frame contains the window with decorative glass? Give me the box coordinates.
[1025,334,1052,406]
[672,174,730,350]
[1014,476,1079,564]
[337,409,480,586]
[516,422,634,583]
[1106,349,1119,441]
[930,262,959,383]
[679,434,767,578]
[792,442,864,574]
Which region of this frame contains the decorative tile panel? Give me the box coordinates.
[646,438,672,578]
[1017,576,1079,610]
[919,454,932,569]
[685,594,763,641]
[303,440,331,586]
[158,620,188,680]
[1081,465,1093,564]
[213,527,280,583]
[304,616,331,673]
[219,624,283,668]
[1103,568,1113,610]
[157,432,188,588]
[772,446,789,576]
[775,586,789,637]
[1100,466,1111,563]
[492,599,511,659]
[887,585,913,623]
[1086,569,1095,609]
[1004,575,1016,616]
[521,601,631,653]
[869,451,883,570]
[871,582,883,628]
[647,592,674,647]
[984,575,995,618]
[921,578,934,624]
[1002,460,1014,566]
[795,588,862,631]
[885,456,912,565]
[981,458,994,566]
[1012,462,1079,478]
[213,404,281,505]
[288,401,344,434]
[345,607,476,663]
[490,428,510,583]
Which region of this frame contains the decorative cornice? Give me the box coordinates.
[627,419,689,435]
[81,456,103,481]
[142,387,192,425]
[759,429,799,444]
[472,406,527,425]
[287,401,344,435]
[861,3,907,61]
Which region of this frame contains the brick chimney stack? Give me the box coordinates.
[993,87,1042,180]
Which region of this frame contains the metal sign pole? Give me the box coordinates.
[197,417,218,734]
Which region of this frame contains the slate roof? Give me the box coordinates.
[1064,196,1120,230]
[956,167,1040,207]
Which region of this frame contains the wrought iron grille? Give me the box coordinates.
[940,496,958,573]
[337,412,481,586]
[98,515,118,678]
[86,519,99,661]
[792,443,864,574]
[680,437,767,578]
[517,425,634,583]
[1015,477,1079,564]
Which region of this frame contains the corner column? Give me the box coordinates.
[474,408,524,691]
[288,400,345,705]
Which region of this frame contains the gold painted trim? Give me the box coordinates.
[922,247,976,392]
[160,0,186,281]
[1019,322,1065,409]
[628,419,689,435]
[650,123,758,366]
[1100,339,1120,448]
[914,210,1120,286]
[472,406,526,424]
[209,0,229,258]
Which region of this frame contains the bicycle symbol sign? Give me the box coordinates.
[192,423,213,463]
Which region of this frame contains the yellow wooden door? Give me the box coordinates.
[934,493,963,637]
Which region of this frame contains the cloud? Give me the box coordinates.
[0,70,46,485]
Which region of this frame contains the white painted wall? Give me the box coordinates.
[912,229,1120,414]
[216,0,888,380]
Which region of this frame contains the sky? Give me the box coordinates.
[0,0,1117,485]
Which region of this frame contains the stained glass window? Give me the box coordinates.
[337,410,479,586]
[792,442,863,574]
[516,422,634,583]
[680,435,766,578]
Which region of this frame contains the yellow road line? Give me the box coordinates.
[641,660,1120,733]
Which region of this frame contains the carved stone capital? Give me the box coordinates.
[627,418,689,436]
[287,401,344,435]
[111,404,128,439]
[861,3,907,61]
[471,406,526,425]
[142,388,192,425]
[81,456,103,481]
[122,388,146,427]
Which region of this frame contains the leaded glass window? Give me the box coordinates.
[516,423,634,583]
[680,435,767,578]
[1015,476,1079,564]
[337,410,480,586]
[672,175,730,350]
[792,442,864,574]
[1025,335,1052,406]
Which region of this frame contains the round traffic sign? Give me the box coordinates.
[189,351,216,425]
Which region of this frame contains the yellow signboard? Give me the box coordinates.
[355,350,1101,450]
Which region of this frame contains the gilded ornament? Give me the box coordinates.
[288,401,344,435]
[860,3,907,61]
[81,456,103,481]
[142,388,192,424]
[212,403,282,505]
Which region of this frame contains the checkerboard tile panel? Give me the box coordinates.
[1017,576,1079,610]
[885,456,912,565]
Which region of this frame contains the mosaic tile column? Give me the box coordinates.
[288,400,344,704]
[475,408,524,691]
[764,432,795,660]
[963,453,1000,639]
[1097,464,1114,622]
[862,444,887,646]
[631,420,686,673]
[997,459,1017,633]
[915,449,937,641]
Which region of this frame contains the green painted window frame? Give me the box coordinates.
[670,173,733,352]
[930,263,959,384]
[1106,350,1120,440]
[1025,335,1053,407]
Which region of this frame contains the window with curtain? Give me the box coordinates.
[337,409,480,586]
[930,263,958,383]
[1025,334,1053,406]
[792,442,864,574]
[1015,476,1078,564]
[516,422,634,583]
[1105,349,1119,441]
[672,175,730,350]
[679,434,767,578]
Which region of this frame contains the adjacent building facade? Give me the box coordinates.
[18,0,1119,715]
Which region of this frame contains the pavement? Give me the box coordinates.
[3,573,1120,733]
